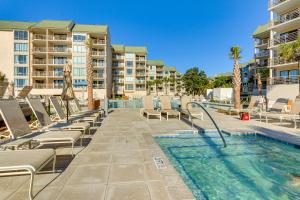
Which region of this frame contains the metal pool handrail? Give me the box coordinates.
[186,102,227,148]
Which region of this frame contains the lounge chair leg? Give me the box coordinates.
[179,113,181,120]
[52,153,56,173]
[160,114,161,121]
[71,142,75,157]
[29,170,34,200]
[167,114,169,121]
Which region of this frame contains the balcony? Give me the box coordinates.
[113,72,124,76]
[269,0,287,8]
[93,84,105,89]
[32,71,47,77]
[272,57,297,66]
[48,59,68,65]
[136,73,146,77]
[93,74,105,79]
[48,71,64,77]
[113,79,124,84]
[48,35,71,41]
[93,39,106,45]
[136,80,146,84]
[112,64,125,69]
[136,57,146,61]
[275,9,300,25]
[33,34,47,40]
[255,50,270,58]
[33,59,46,65]
[268,76,299,85]
[136,65,145,70]
[32,83,63,89]
[92,51,106,57]
[48,47,72,53]
[273,30,299,46]
[255,39,269,48]
[32,47,47,53]
[136,87,146,91]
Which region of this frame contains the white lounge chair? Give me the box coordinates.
[0,99,82,156]
[142,96,161,120]
[27,97,91,135]
[0,149,56,200]
[180,95,204,120]
[160,96,180,120]
[258,98,291,122]
[49,97,100,126]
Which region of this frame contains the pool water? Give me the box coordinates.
[155,133,300,200]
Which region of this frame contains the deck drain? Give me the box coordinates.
[153,156,167,169]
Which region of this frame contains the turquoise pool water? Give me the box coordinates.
[155,133,300,200]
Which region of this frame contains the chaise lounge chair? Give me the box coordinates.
[142,96,161,120]
[160,96,181,120]
[50,97,100,126]
[26,97,91,135]
[0,99,82,156]
[260,98,300,128]
[229,96,263,117]
[257,98,291,122]
[0,149,56,200]
[180,95,204,120]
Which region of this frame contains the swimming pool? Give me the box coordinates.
[155,132,300,200]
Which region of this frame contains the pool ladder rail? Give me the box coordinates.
[186,102,227,148]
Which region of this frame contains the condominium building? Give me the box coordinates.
[269,0,300,84]
[111,45,147,98]
[0,20,112,99]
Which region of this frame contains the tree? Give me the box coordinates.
[146,80,155,95]
[162,77,170,95]
[279,36,300,97]
[154,79,162,96]
[86,38,94,110]
[182,67,209,95]
[0,71,6,82]
[212,75,233,88]
[229,46,242,109]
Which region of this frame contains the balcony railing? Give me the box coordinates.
[93,84,105,89]
[33,83,64,89]
[268,76,299,85]
[136,73,146,76]
[93,74,105,79]
[255,39,269,46]
[33,34,47,40]
[113,79,124,83]
[33,59,46,64]
[48,35,71,41]
[255,50,270,58]
[33,47,47,53]
[48,47,72,53]
[32,71,47,77]
[136,80,146,84]
[92,51,106,56]
[93,39,106,45]
[275,9,300,25]
[48,59,68,65]
[269,0,287,8]
[272,57,297,65]
[273,31,299,45]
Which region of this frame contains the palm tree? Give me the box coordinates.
[146,80,155,95]
[162,77,170,95]
[279,37,300,97]
[229,46,242,109]
[86,38,94,110]
[154,79,162,96]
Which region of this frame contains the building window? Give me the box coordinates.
[53,68,63,76]
[93,59,104,66]
[73,79,87,88]
[53,57,67,64]
[126,69,133,75]
[14,67,28,76]
[73,45,86,53]
[126,61,133,67]
[14,78,28,88]
[113,61,119,66]
[73,56,86,65]
[14,43,28,52]
[14,31,28,40]
[73,68,86,76]
[125,84,134,90]
[14,55,27,64]
[125,77,134,82]
[73,35,86,42]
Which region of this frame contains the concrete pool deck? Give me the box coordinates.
[2,108,300,200]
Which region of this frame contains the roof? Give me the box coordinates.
[112,45,147,54]
[214,72,233,77]
[147,60,164,66]
[0,20,35,30]
[164,66,176,71]
[73,24,108,33]
[253,23,270,37]
[125,46,147,54]
[31,20,75,30]
[112,44,125,52]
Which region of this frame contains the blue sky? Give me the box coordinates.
[0,0,268,76]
